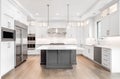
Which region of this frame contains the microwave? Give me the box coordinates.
[1,27,15,41]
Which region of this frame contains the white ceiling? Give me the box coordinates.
[17,0,113,21]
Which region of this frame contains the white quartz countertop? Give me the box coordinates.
[36,45,84,50]
[36,38,77,45]
[85,44,120,49]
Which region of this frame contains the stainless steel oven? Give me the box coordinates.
[1,27,15,41]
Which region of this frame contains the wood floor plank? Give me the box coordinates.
[2,56,120,79]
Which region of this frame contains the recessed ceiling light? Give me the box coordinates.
[35,13,39,16]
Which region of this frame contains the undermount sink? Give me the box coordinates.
[50,43,65,45]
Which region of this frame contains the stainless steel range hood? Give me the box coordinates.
[47,28,66,37]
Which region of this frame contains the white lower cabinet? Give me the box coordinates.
[84,46,94,60]
[1,42,15,76]
[102,48,111,69]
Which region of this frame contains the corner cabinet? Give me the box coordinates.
[100,11,119,37]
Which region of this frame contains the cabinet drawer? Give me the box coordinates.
[102,48,111,53]
[102,54,111,59]
[102,58,111,63]
[102,62,111,69]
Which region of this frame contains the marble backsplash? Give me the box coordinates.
[98,36,120,47]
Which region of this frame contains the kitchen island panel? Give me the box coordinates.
[46,50,75,69]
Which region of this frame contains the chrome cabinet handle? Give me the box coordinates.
[8,21,11,28]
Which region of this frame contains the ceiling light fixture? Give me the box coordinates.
[47,4,50,26]
[67,4,70,26]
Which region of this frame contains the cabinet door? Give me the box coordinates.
[85,46,94,60]
[41,50,46,65]
[71,50,76,64]
[110,11,119,36]
[1,14,14,29]
[8,42,15,68]
[101,15,110,37]
[1,42,15,76]
[1,42,8,76]
[89,47,94,60]
[46,50,58,65]
[58,50,71,65]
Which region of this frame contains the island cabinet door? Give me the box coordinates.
[58,50,71,65]
[46,50,58,65]
[71,50,76,64]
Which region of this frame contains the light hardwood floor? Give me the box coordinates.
[2,55,120,79]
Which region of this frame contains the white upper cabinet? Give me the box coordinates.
[1,14,14,29]
[1,0,28,26]
[109,11,119,36]
[99,2,119,37]
[101,11,119,37]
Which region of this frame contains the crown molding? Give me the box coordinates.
[8,0,34,20]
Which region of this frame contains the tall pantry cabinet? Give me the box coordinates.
[0,0,28,76]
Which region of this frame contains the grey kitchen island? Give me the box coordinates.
[37,45,81,69]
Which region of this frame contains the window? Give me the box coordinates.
[97,21,102,38]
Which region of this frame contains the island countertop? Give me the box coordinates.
[36,45,84,50]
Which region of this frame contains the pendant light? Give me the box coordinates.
[67,4,70,26]
[47,4,50,26]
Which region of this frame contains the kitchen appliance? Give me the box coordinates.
[1,27,15,41]
[28,34,36,50]
[15,20,28,67]
[94,47,102,64]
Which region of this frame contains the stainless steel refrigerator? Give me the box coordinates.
[15,21,28,67]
